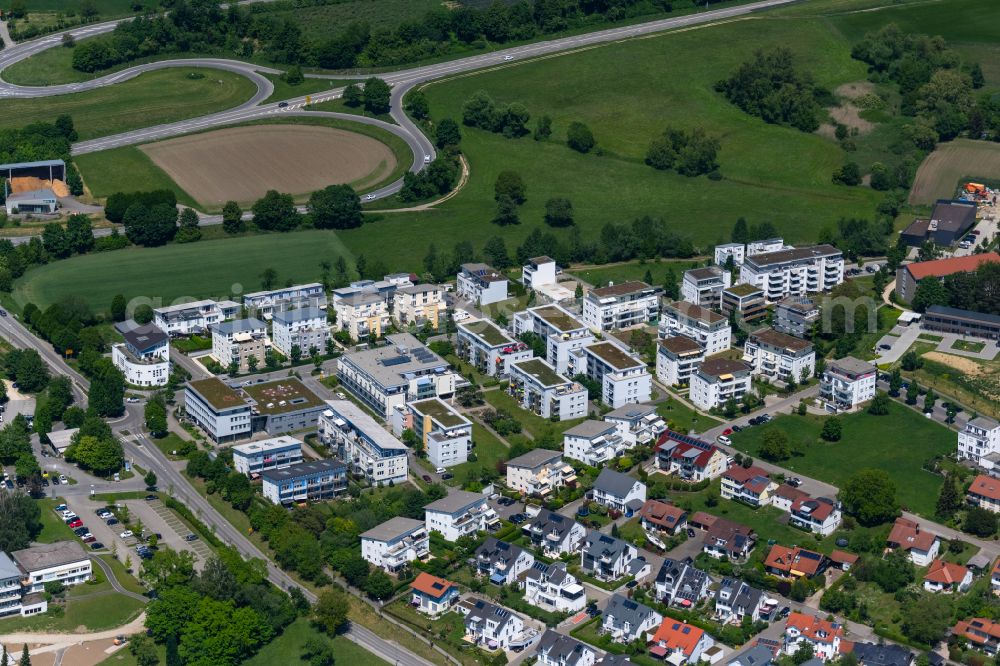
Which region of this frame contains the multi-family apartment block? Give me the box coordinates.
[424,490,500,541]
[958,417,1000,467]
[583,281,659,332]
[361,517,430,572]
[660,302,731,354]
[563,420,627,467]
[153,298,240,336]
[211,318,269,371]
[242,283,327,319]
[393,284,446,330]
[112,321,170,387]
[336,333,457,419]
[656,432,728,482]
[456,319,532,377]
[571,341,651,408]
[231,436,303,476]
[774,296,820,337]
[603,403,666,446]
[185,378,252,443]
[522,256,558,290]
[0,552,45,617]
[747,238,786,256]
[457,263,509,306]
[505,449,575,497]
[682,267,731,308]
[656,336,705,387]
[261,459,348,505]
[508,358,588,421]
[270,307,329,357]
[819,356,876,413]
[334,291,390,340]
[512,305,595,375]
[714,242,745,267]
[689,359,753,411]
[739,245,844,302]
[720,284,767,323]
[319,400,408,484]
[743,328,815,383]
[391,398,471,469]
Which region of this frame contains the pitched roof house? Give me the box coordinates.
[409,573,459,616]
[602,594,663,644]
[783,612,844,661]
[702,517,756,560]
[656,431,728,482]
[721,465,778,507]
[922,559,973,594]
[522,508,587,556]
[650,619,715,665]
[475,538,535,585]
[536,631,597,666]
[654,557,710,608]
[714,577,766,625]
[886,517,940,566]
[764,545,826,578]
[639,499,689,536]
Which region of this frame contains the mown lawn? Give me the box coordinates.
[727,401,954,517]
[570,259,700,289]
[656,397,721,435]
[36,497,79,543]
[0,68,256,140]
[447,423,510,487]
[482,387,588,440]
[243,617,388,666]
[0,589,145,632]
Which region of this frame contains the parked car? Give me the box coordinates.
[779,606,791,619]
[105,517,119,526]
[184,534,198,542]
[717,435,731,446]
[58,475,67,483]
[90,542,105,550]
[55,504,67,512]
[732,425,743,433]
[83,536,96,543]
[73,527,88,536]
[687,528,696,538]
[786,477,802,487]
[68,519,83,528]
[145,495,158,501]
[422,475,432,483]
[441,472,453,480]
[499,497,515,506]
[509,514,527,525]
[120,530,134,539]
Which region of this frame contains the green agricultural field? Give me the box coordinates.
[728,402,954,518]
[12,230,356,313]
[0,68,256,141]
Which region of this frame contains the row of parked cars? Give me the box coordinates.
[54,504,105,551]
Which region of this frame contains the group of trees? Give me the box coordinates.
[716,47,823,133]
[645,126,720,177]
[40,215,95,259]
[462,90,531,138]
[342,77,391,115]
[0,117,78,174]
[911,261,1000,314]
[64,416,124,476]
[0,490,42,552]
[399,155,460,202]
[104,189,180,247]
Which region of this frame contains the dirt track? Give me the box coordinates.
[140,125,397,207]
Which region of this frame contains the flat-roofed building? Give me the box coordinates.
[714,243,745,267]
[739,245,844,302]
[231,436,303,476]
[185,378,252,443]
[572,341,651,408]
[211,318,269,372]
[457,263,509,306]
[720,284,767,323]
[774,296,820,337]
[743,328,815,382]
[12,541,91,593]
[660,302,731,355]
[923,305,1000,341]
[5,187,56,215]
[690,359,753,411]
[656,335,705,387]
[361,517,430,571]
[747,238,785,256]
[261,458,348,505]
[112,321,170,387]
[583,281,660,332]
[271,307,329,357]
[393,284,446,330]
[334,291,391,341]
[242,283,326,319]
[392,398,471,469]
[154,298,240,336]
[508,358,588,421]
[506,449,575,497]
[682,267,731,309]
[523,256,558,290]
[319,400,408,484]
[958,417,1000,467]
[512,305,595,375]
[563,420,627,467]
[895,253,1000,304]
[456,319,532,377]
[337,333,457,419]
[819,356,876,413]
[603,403,666,445]
[241,377,327,435]
[424,490,500,541]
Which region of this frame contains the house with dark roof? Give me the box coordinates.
[702,518,755,561]
[682,266,731,309]
[458,597,529,651]
[602,594,663,643]
[522,508,587,556]
[581,530,638,581]
[592,468,646,515]
[727,645,774,666]
[409,573,459,616]
[764,545,826,579]
[654,557,710,608]
[656,431,728,482]
[851,641,914,666]
[603,404,667,446]
[923,305,1000,341]
[721,465,778,507]
[714,578,766,625]
[536,631,597,666]
[112,320,170,387]
[475,538,535,585]
[457,263,509,307]
[639,499,688,536]
[899,199,977,248]
[522,561,586,613]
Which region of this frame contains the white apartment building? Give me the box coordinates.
[153,298,240,336]
[603,404,666,446]
[523,509,587,556]
[739,244,844,302]
[819,356,877,413]
[424,490,500,541]
[958,417,1000,467]
[747,238,785,256]
[508,358,588,421]
[319,400,408,484]
[459,598,528,651]
[393,284,446,330]
[211,318,269,371]
[334,291,391,340]
[393,398,471,469]
[582,281,659,332]
[261,459,348,505]
[714,243,746,267]
[774,296,821,337]
[271,307,329,357]
[506,449,575,497]
[361,517,430,572]
[522,256,558,290]
[13,541,91,594]
[523,562,587,614]
[571,341,651,408]
[660,302,732,355]
[185,377,252,443]
[231,436,303,476]
[656,336,705,387]
[242,283,327,319]
[563,420,628,467]
[689,359,753,411]
[0,551,47,618]
[743,328,815,383]
[336,333,457,419]
[512,305,595,375]
[457,262,509,307]
[682,267,732,309]
[112,321,170,387]
[456,319,532,377]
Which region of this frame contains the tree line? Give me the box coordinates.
[911,261,1000,314]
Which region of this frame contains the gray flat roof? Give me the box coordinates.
[827,356,876,377]
[506,448,563,469]
[0,159,65,170]
[272,307,326,325]
[340,333,449,390]
[744,244,841,269]
[604,404,656,420]
[324,400,407,451]
[424,490,486,514]
[7,188,57,201]
[360,516,425,542]
[564,420,616,439]
[0,552,20,579]
[12,541,88,572]
[213,318,266,334]
[260,458,345,482]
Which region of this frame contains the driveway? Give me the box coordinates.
[873,323,920,364]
